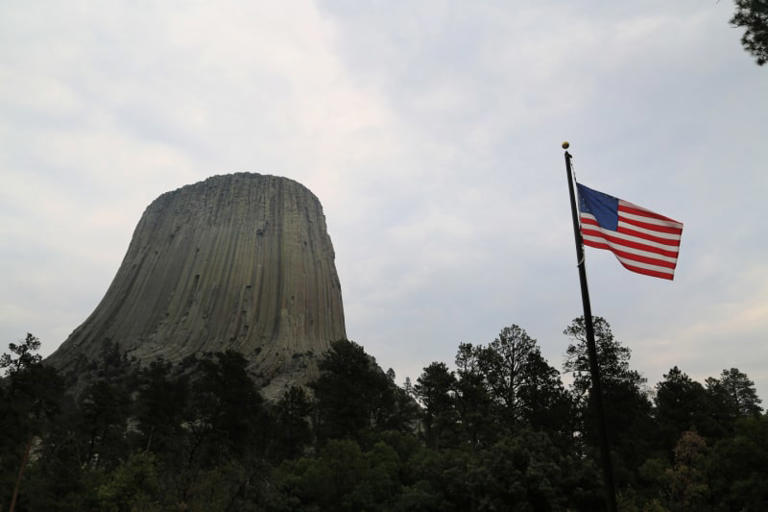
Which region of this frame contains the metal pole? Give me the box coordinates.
[563,142,618,512]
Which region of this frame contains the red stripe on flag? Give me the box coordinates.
[619,216,683,235]
[620,261,675,280]
[619,204,680,223]
[585,238,676,278]
[583,239,676,272]
[615,225,682,247]
[583,239,610,250]
[581,227,680,259]
[581,213,681,246]
[582,237,678,269]
[611,248,677,269]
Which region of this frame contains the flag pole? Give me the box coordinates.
[562,142,618,512]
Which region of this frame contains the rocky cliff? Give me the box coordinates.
[47,173,346,396]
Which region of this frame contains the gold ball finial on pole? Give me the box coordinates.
[562,141,570,149]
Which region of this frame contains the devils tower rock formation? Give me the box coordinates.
[47,173,346,396]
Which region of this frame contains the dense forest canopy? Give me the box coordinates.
[1,320,766,511]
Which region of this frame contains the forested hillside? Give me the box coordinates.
[2,319,766,511]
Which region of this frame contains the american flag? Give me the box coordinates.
[577,183,683,280]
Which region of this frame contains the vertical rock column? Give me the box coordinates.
[47,173,346,393]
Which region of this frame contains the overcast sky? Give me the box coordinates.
[2,1,767,399]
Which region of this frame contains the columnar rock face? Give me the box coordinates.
[47,173,346,395]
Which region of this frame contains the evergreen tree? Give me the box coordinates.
[272,385,313,461]
[188,350,269,462]
[0,334,64,512]
[477,325,540,423]
[563,317,654,482]
[707,414,768,510]
[78,378,132,469]
[654,367,708,451]
[454,343,496,447]
[658,431,710,512]
[700,367,763,441]
[133,358,190,455]
[457,326,573,443]
[708,367,762,417]
[731,0,768,65]
[414,362,458,449]
[313,340,414,442]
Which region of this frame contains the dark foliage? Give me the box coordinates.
[731,0,768,65]
[1,326,766,511]
[654,366,709,451]
[564,317,655,481]
[312,339,417,442]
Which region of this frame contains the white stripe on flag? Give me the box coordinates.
[619,210,682,228]
[583,226,679,253]
[581,215,680,252]
[616,220,682,241]
[581,234,679,264]
[615,256,675,275]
